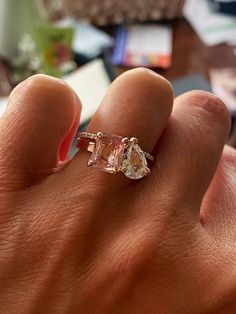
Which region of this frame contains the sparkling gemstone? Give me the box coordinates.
[123,143,148,180]
[90,132,125,174]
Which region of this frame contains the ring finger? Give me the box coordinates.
[67,68,173,185]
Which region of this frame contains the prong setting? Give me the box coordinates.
[87,159,95,166]
[130,137,138,144]
[122,167,127,173]
[97,132,103,139]
[122,137,129,146]
[145,167,151,176]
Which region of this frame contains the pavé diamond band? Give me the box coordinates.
[76,132,154,180]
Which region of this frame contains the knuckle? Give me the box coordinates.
[186,91,230,125]
[10,74,77,113]
[120,68,173,97]
[108,231,156,277]
[6,74,79,132]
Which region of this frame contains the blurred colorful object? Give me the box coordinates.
[58,18,113,60]
[0,0,47,61]
[64,0,186,25]
[35,26,74,77]
[112,25,172,68]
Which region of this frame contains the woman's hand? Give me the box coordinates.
[0,70,235,314]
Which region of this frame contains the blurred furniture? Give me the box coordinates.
[64,0,185,25]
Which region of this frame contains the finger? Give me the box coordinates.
[69,68,173,183]
[87,68,173,152]
[0,74,81,188]
[200,145,236,237]
[150,91,231,214]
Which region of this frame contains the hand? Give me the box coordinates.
[0,70,235,314]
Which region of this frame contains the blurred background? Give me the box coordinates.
[0,0,236,147]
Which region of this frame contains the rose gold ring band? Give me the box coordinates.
[76,132,154,180]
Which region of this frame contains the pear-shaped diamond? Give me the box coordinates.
[123,143,149,180]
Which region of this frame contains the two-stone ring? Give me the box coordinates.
[76,132,154,180]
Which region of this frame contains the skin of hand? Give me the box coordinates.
[0,69,235,314]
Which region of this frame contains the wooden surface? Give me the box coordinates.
[160,19,236,80]
[116,18,236,146]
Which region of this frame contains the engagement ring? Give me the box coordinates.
[77,132,154,180]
